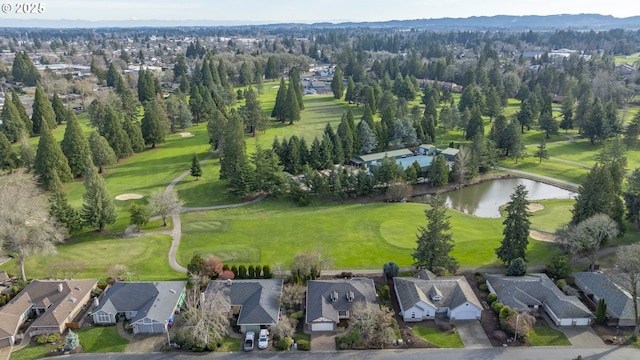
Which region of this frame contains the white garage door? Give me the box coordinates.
[454,311,479,320]
[311,322,334,332]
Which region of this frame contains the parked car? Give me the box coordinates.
[244,331,255,351]
[257,329,269,349]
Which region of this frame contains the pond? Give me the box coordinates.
[428,178,576,218]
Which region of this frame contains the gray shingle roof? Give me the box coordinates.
[95,281,186,324]
[393,276,482,314]
[574,272,638,322]
[205,279,283,326]
[305,278,378,324]
[486,274,593,319]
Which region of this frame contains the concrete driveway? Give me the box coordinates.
[310,332,336,352]
[557,326,607,348]
[456,320,492,348]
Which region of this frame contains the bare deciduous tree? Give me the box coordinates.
[147,189,184,227]
[0,173,65,281]
[271,316,295,341]
[108,264,129,281]
[177,289,230,350]
[505,312,536,339]
[281,284,305,310]
[350,301,396,348]
[555,213,618,270]
[612,244,640,341]
[386,180,412,202]
[290,249,333,284]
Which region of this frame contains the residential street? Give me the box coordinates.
[58,347,639,360]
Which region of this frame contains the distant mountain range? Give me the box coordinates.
[1,14,640,30]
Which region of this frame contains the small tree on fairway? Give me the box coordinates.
[413,194,458,274]
[147,189,184,227]
[190,153,202,180]
[496,185,530,265]
[506,258,527,276]
[129,203,148,231]
[595,298,607,325]
[81,158,117,232]
[534,137,549,164]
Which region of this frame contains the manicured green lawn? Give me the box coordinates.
[499,155,589,185]
[216,337,240,352]
[529,199,575,233]
[177,200,561,270]
[527,326,571,346]
[77,326,129,353]
[412,326,464,348]
[3,234,182,281]
[9,344,52,360]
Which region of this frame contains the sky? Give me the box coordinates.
[1,0,640,23]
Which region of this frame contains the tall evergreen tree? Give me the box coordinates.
[88,131,117,173]
[413,194,458,273]
[34,122,73,190]
[288,67,304,110]
[190,153,202,180]
[123,118,145,152]
[428,154,449,187]
[496,185,531,265]
[345,76,356,103]
[271,77,287,122]
[0,132,20,173]
[285,82,301,125]
[534,137,549,163]
[208,109,227,151]
[584,98,607,144]
[571,163,623,230]
[560,94,574,133]
[0,96,24,142]
[331,65,344,99]
[106,62,119,87]
[81,158,116,231]
[51,93,67,125]
[11,89,32,136]
[61,110,91,177]
[241,87,267,136]
[465,107,485,140]
[538,96,558,139]
[101,106,132,159]
[264,56,280,80]
[31,83,56,135]
[219,110,247,180]
[624,112,640,150]
[141,101,166,148]
[49,178,83,234]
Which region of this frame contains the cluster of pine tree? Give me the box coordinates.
[11,51,40,86]
[271,68,304,125]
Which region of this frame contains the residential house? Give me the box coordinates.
[486,274,593,326]
[0,279,97,348]
[205,279,283,334]
[574,272,639,327]
[305,278,378,332]
[394,271,482,322]
[418,144,437,156]
[92,281,186,334]
[440,148,460,161]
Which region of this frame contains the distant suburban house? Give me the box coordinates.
[0,279,97,348]
[205,279,283,334]
[300,80,332,94]
[514,51,543,61]
[574,272,639,327]
[352,148,436,172]
[486,274,593,326]
[305,278,378,332]
[394,270,483,322]
[92,281,186,334]
[439,148,460,161]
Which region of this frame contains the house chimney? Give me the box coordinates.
[227,279,233,286]
[57,283,63,293]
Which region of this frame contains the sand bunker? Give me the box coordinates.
[530,229,556,243]
[527,203,544,213]
[180,132,194,138]
[115,193,144,201]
